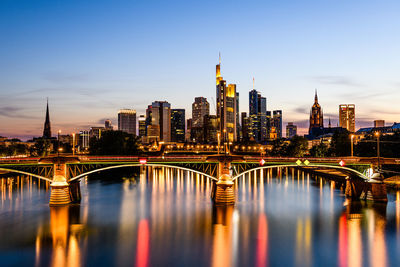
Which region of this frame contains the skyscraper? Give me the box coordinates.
[171,109,185,142]
[104,119,113,130]
[118,109,136,135]
[339,104,355,132]
[286,122,297,139]
[248,82,267,142]
[192,97,209,128]
[149,101,171,142]
[309,90,324,134]
[43,99,51,139]
[216,55,238,142]
[204,115,218,143]
[138,115,146,140]
[272,110,283,139]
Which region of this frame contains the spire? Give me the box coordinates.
[314,89,318,103]
[328,117,331,128]
[219,52,221,65]
[253,77,255,89]
[43,98,51,139]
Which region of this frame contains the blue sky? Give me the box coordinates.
[1,0,400,139]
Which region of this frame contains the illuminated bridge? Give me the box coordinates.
[0,155,395,205]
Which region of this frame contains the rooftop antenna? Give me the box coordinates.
[219,52,221,64]
[253,77,255,89]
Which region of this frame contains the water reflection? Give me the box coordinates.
[1,168,400,267]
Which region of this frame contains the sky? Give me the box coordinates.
[1,0,400,140]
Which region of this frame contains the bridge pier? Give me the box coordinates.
[50,163,70,206]
[212,156,236,205]
[345,173,387,203]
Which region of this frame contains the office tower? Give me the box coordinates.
[186,119,193,142]
[236,91,240,141]
[374,120,385,128]
[171,109,185,142]
[241,112,250,141]
[272,110,283,138]
[286,122,297,138]
[138,115,146,138]
[118,109,136,135]
[339,104,355,132]
[309,90,324,134]
[216,55,238,142]
[43,99,52,139]
[204,115,218,143]
[104,119,113,130]
[248,83,267,142]
[192,97,209,127]
[147,125,160,143]
[149,101,171,142]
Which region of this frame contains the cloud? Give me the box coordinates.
[311,75,361,87]
[0,106,39,119]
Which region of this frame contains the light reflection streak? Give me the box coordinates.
[256,214,268,267]
[135,219,150,267]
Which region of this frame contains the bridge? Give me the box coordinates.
[0,155,393,205]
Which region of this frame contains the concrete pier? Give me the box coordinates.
[345,172,387,203]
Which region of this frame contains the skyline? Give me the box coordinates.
[1,0,400,139]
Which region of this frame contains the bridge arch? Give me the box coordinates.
[0,167,52,182]
[69,163,218,182]
[232,164,370,181]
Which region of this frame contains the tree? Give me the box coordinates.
[30,138,51,157]
[286,135,309,157]
[309,142,329,157]
[329,130,350,156]
[89,130,140,155]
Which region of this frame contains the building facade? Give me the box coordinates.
[171,109,185,142]
[286,122,297,139]
[248,88,267,142]
[339,104,355,132]
[118,109,136,135]
[147,101,171,142]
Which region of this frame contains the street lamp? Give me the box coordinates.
[57,130,61,157]
[375,131,380,170]
[350,134,354,157]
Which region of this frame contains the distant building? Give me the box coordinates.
[286,122,297,138]
[186,118,193,142]
[90,127,105,139]
[249,84,267,142]
[241,112,250,141]
[272,110,283,139]
[171,109,185,142]
[43,99,52,139]
[216,56,238,142]
[150,101,171,142]
[204,115,218,143]
[104,119,113,130]
[339,104,355,132]
[118,109,136,135]
[147,125,160,143]
[78,130,90,151]
[374,120,385,128]
[309,91,324,135]
[138,115,147,140]
[192,97,209,128]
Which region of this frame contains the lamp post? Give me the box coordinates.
[350,134,354,157]
[57,130,61,157]
[375,131,380,170]
[223,129,227,155]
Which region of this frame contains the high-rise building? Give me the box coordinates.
[241,112,250,141]
[192,97,209,128]
[216,55,238,142]
[309,91,324,134]
[248,82,267,142]
[138,115,147,138]
[186,119,193,142]
[374,120,385,128]
[118,109,136,135]
[286,122,297,139]
[104,119,113,130]
[171,109,185,142]
[43,99,51,139]
[339,104,355,132]
[149,101,171,142]
[204,115,218,143]
[272,110,283,138]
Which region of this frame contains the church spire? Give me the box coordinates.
[43,98,52,139]
[314,89,318,103]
